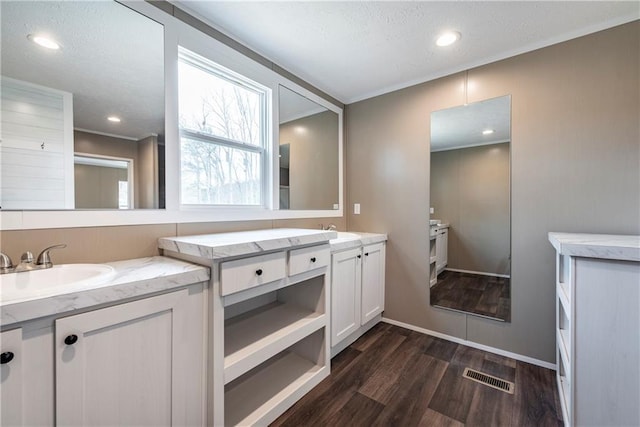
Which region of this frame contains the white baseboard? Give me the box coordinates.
[444,268,510,279]
[381,317,556,371]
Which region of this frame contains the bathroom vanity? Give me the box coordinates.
[549,232,640,427]
[159,228,387,426]
[0,257,209,426]
[159,228,336,426]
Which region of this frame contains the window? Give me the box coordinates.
[178,48,269,206]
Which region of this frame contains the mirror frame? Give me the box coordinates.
[1,1,343,230]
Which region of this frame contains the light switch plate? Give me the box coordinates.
[354,203,360,214]
[430,207,434,214]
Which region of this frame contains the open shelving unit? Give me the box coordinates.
[215,249,330,426]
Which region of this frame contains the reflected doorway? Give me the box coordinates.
[74,154,133,209]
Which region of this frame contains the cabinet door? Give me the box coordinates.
[55,289,197,426]
[0,328,22,426]
[361,243,385,324]
[331,247,362,347]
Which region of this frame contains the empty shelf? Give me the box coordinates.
[224,302,325,383]
[225,351,327,426]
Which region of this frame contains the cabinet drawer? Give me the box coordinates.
[289,244,330,276]
[220,252,286,296]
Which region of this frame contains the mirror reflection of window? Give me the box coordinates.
[429,95,512,322]
[278,86,339,210]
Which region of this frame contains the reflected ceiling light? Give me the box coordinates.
[436,31,461,47]
[482,129,495,135]
[107,116,121,123]
[27,34,60,50]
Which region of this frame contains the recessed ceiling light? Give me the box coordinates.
[108,116,121,123]
[27,34,60,50]
[482,129,495,135]
[436,31,461,47]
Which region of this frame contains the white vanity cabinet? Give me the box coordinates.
[159,229,335,427]
[330,240,386,353]
[331,247,362,345]
[55,287,204,426]
[549,233,640,427]
[435,226,448,275]
[0,328,23,426]
[0,257,209,427]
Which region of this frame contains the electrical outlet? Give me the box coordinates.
[333,204,339,210]
[430,207,434,214]
[354,203,360,215]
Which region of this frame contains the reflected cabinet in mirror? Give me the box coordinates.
[429,95,511,322]
[0,1,165,210]
[278,86,339,210]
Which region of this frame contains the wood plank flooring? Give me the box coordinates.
[272,323,562,427]
[430,271,511,322]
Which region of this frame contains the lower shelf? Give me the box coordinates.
[225,350,327,426]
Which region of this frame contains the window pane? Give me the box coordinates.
[179,61,262,147]
[181,137,261,205]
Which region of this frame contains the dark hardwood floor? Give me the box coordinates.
[272,323,562,427]
[430,270,511,322]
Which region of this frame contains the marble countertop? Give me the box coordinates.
[1,256,209,327]
[548,232,640,262]
[159,228,337,260]
[329,231,388,252]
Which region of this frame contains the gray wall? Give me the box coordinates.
[346,22,639,363]
[75,164,128,209]
[280,110,339,210]
[431,142,510,276]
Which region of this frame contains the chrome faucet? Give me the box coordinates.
[321,223,337,231]
[1,244,67,274]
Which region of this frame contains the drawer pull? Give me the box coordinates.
[310,257,317,263]
[255,269,263,276]
[0,351,14,364]
[64,334,78,345]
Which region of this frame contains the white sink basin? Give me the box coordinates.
[330,232,361,244]
[0,264,116,305]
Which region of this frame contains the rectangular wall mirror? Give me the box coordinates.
[0,1,165,210]
[278,85,339,210]
[429,95,511,322]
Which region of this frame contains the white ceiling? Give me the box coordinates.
[431,95,510,152]
[176,1,639,104]
[1,1,164,140]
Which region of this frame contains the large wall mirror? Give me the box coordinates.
[429,95,511,322]
[0,1,165,210]
[278,85,339,210]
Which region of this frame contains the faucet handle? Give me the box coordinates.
[0,252,14,272]
[36,244,67,268]
[21,251,34,263]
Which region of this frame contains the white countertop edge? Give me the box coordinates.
[548,232,640,262]
[329,232,388,252]
[159,228,337,260]
[1,256,209,328]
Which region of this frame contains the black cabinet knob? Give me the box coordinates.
[310,257,316,263]
[365,253,369,256]
[256,269,263,276]
[0,352,14,364]
[64,334,78,345]
[357,255,362,259]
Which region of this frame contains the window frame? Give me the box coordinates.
[178,48,270,208]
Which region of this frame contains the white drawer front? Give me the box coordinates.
[220,252,286,296]
[289,244,330,276]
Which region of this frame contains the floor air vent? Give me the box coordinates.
[462,367,515,394]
